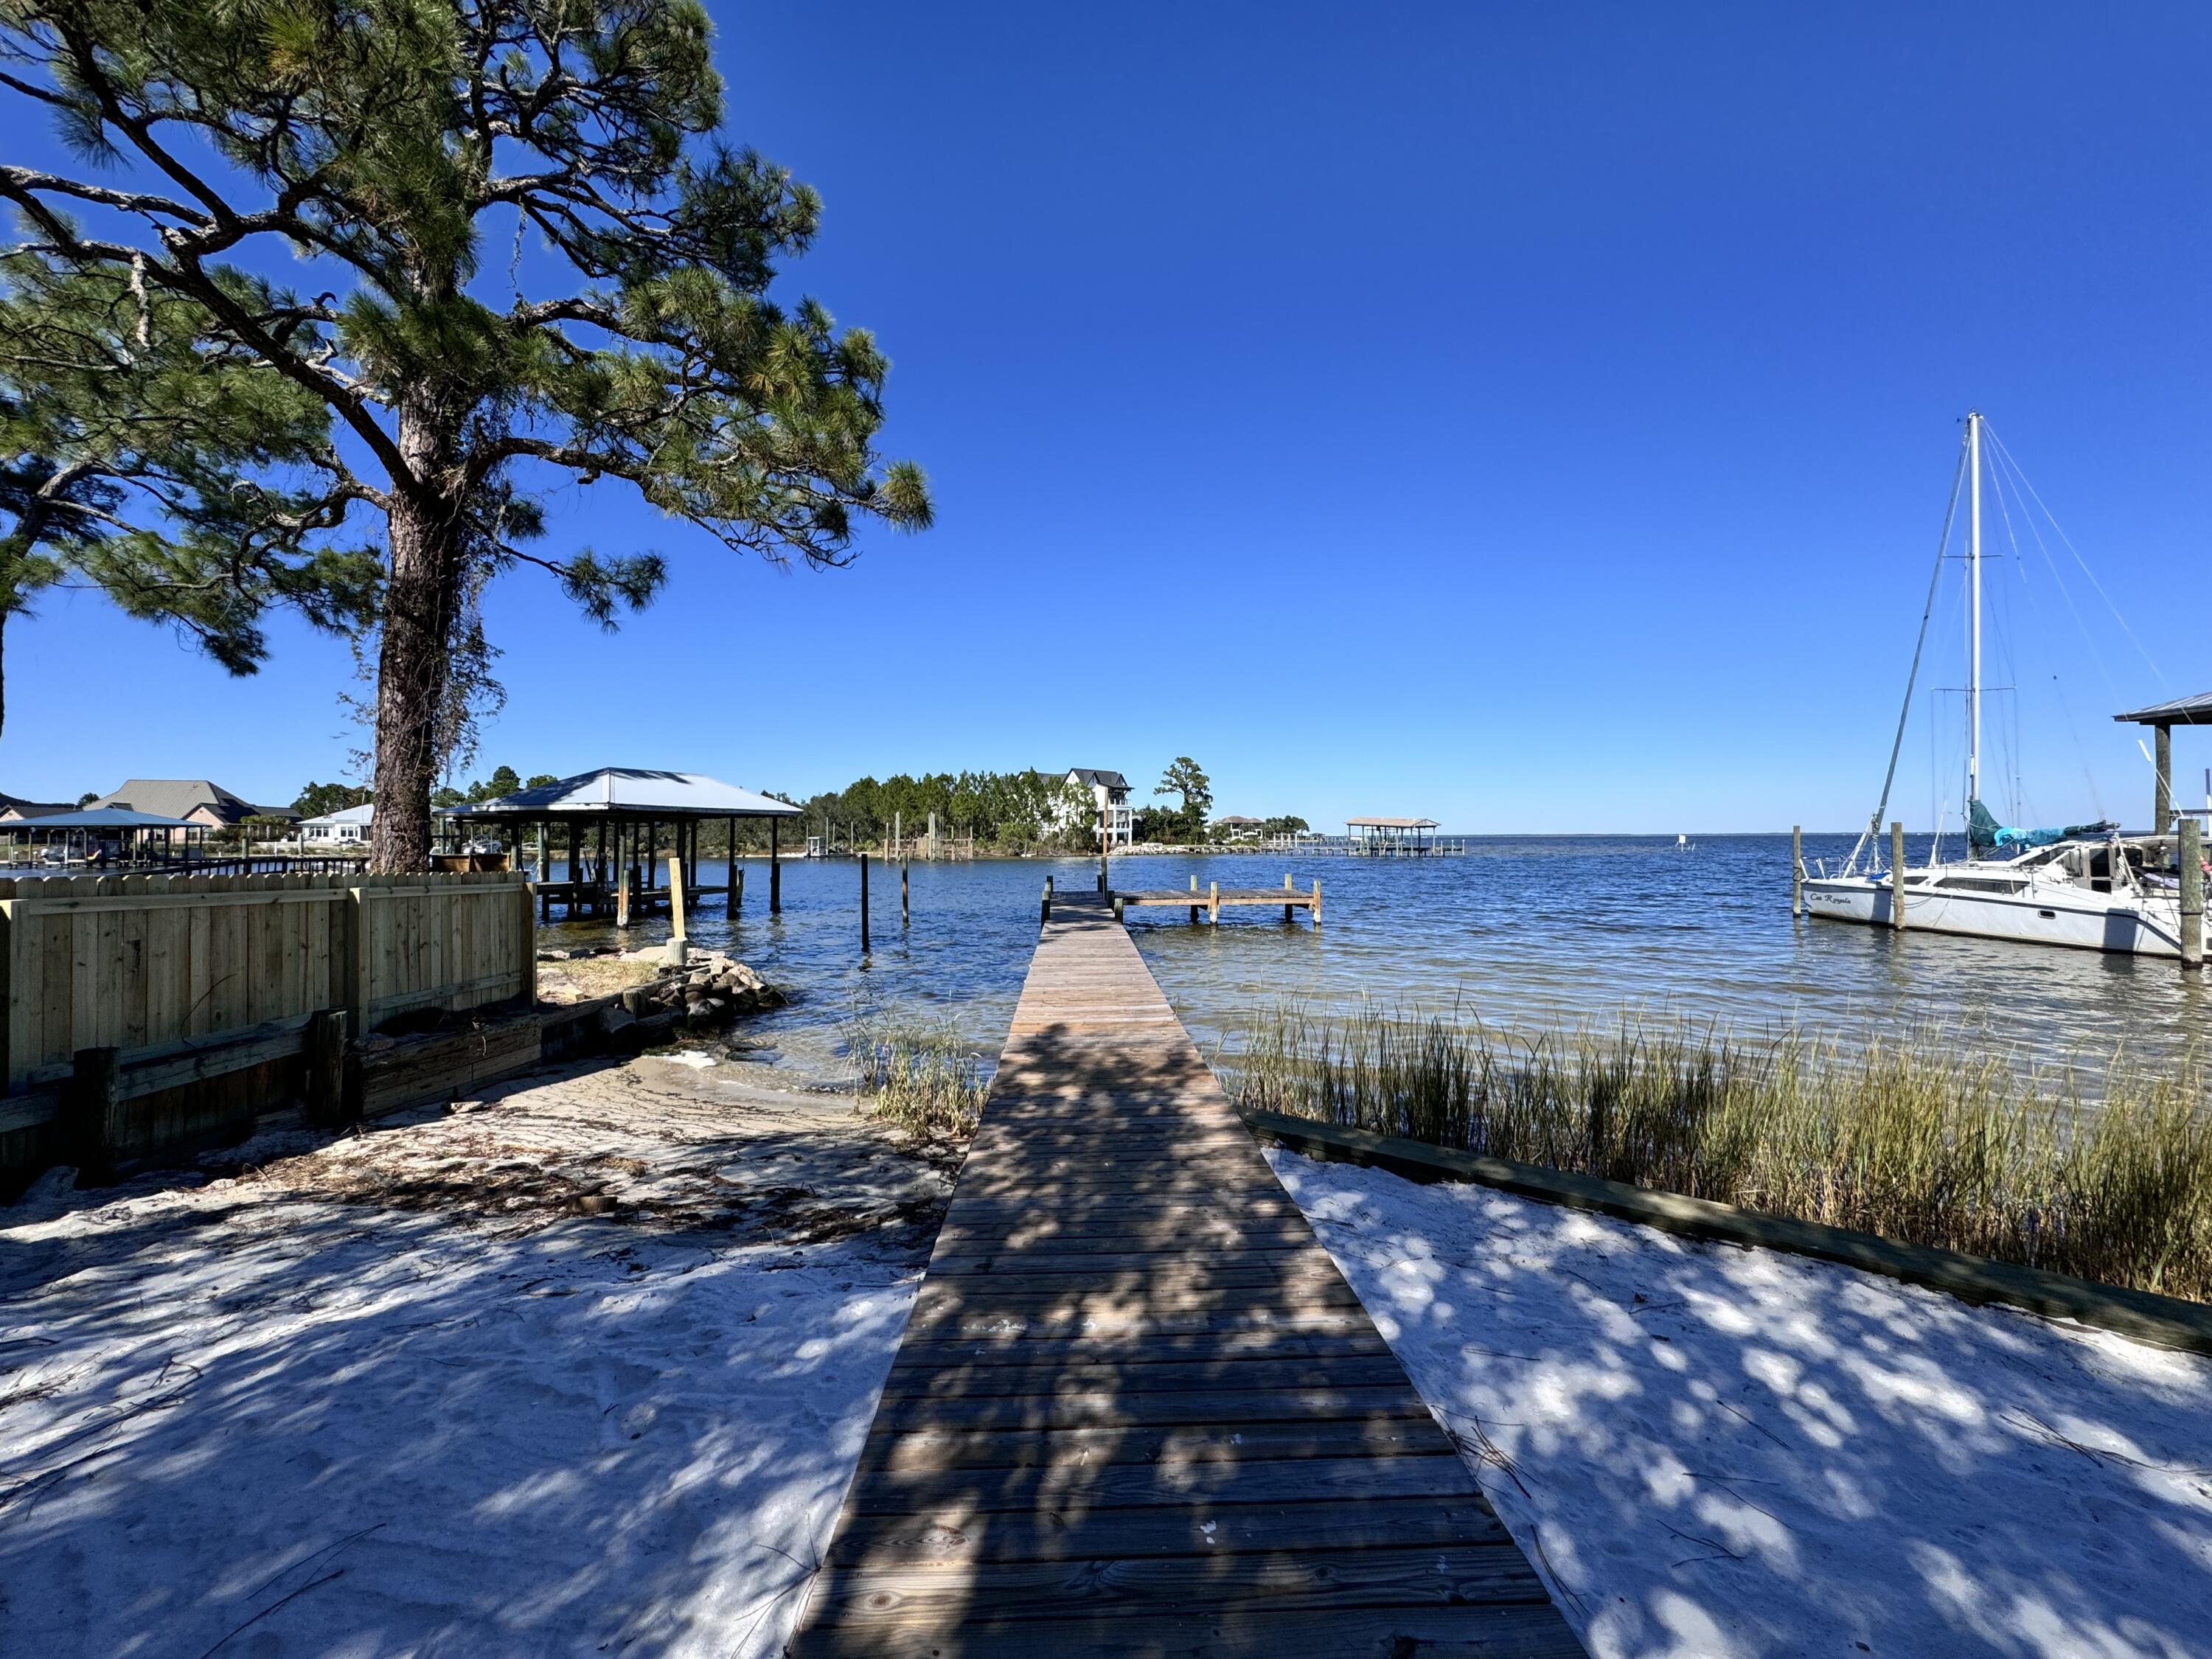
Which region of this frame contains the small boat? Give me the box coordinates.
[1801,411,2202,957]
[1675,833,1693,852]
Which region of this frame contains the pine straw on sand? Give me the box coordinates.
[1227,1004,2212,1302]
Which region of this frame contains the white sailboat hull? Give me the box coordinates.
[1803,872,2191,956]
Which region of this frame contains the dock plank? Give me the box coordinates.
[786,893,1583,1657]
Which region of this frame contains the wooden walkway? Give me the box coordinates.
[787,894,1583,1658]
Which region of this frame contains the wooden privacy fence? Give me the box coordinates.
[0,872,538,1180]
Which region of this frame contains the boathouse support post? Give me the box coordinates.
[667,852,687,961]
[2181,818,2204,970]
[1890,821,1907,931]
[860,853,870,955]
[770,818,780,914]
[2157,724,2174,832]
[1792,826,1804,916]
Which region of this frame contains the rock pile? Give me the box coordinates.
[616,953,786,1032]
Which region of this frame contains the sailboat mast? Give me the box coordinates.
[1968,409,1983,812]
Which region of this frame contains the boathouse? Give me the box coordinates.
[2114,692,2212,830]
[450,767,801,921]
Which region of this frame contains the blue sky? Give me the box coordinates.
[7,3,2208,832]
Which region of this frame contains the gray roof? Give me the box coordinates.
[460,768,800,819]
[300,803,375,827]
[2114,692,2212,727]
[1067,768,1130,790]
[0,792,74,819]
[90,779,293,824]
[20,807,198,830]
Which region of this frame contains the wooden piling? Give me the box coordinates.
[64,1046,122,1182]
[1189,872,1199,925]
[1312,877,1323,928]
[1284,870,1295,922]
[1040,874,1053,926]
[616,858,631,928]
[1208,880,1220,925]
[2182,818,2204,970]
[1792,825,1804,916]
[901,860,910,928]
[770,817,780,914]
[667,852,686,949]
[860,853,870,953]
[1890,821,1907,931]
[734,866,743,914]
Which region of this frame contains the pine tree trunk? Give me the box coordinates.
[369,395,465,874]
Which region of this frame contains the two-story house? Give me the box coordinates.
[1060,768,1134,846]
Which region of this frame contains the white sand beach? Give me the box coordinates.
[1270,1148,2212,1659]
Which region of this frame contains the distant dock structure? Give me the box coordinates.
[1263,816,1466,857]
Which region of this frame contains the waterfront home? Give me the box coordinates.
[1057,768,1134,845]
[88,779,295,831]
[298,803,374,845]
[1209,813,1264,841]
[0,791,73,822]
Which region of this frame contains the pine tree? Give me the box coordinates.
[0,257,379,747]
[0,1,931,868]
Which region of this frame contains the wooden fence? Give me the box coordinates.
[0,872,537,1182]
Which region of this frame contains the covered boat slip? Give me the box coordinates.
[444,767,799,922]
[788,893,1583,1658]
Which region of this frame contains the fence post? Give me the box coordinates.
[64,1046,122,1181]
[2181,817,2204,971]
[303,1009,353,1128]
[1890,821,1907,931]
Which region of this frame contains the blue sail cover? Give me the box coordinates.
[1968,799,2118,853]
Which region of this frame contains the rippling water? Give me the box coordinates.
[537,834,2210,1088]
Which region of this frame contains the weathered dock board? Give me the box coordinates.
[1110,877,1321,928]
[787,894,1582,1658]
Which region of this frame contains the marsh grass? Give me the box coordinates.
[1229,1004,2212,1301]
[847,1015,988,1141]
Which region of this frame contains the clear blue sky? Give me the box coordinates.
[8,3,2208,832]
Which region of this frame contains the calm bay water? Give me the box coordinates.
[539,835,2209,1088]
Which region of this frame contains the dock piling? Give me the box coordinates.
[1312,877,1322,928]
[2182,818,2204,971]
[1792,825,1804,917]
[1890,821,1907,931]
[1040,874,1053,926]
[860,853,870,954]
[769,818,780,915]
[1208,880,1220,925]
[1283,871,1294,922]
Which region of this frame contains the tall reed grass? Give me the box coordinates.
[1229,1004,2212,1301]
[847,1015,989,1140]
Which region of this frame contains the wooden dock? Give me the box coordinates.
[1105,877,1321,927]
[787,893,1582,1658]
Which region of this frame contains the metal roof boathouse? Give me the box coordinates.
[451,768,801,922]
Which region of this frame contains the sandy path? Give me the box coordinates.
[0,1054,954,1659]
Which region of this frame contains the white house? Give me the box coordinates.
[1058,768,1134,846]
[297,803,374,844]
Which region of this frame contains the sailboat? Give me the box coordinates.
[1800,412,2202,956]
